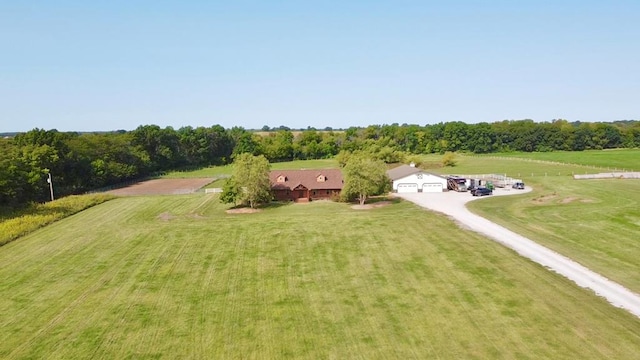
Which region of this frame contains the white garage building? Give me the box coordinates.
[387,164,448,193]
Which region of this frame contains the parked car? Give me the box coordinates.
[472,187,493,196]
[512,182,525,190]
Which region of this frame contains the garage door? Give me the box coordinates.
[422,183,443,193]
[397,183,418,193]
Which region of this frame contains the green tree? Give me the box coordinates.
[442,121,469,151]
[229,153,272,209]
[468,122,495,153]
[230,127,262,157]
[131,125,182,171]
[261,130,294,162]
[442,152,457,167]
[341,154,389,205]
[219,177,241,206]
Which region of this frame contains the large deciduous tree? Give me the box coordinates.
[341,154,389,205]
[261,130,294,162]
[223,153,272,209]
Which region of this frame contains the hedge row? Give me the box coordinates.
[0,194,115,246]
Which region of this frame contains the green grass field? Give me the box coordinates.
[1,194,639,359]
[163,158,339,179]
[476,148,640,171]
[431,154,640,294]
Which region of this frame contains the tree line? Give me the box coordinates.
[1,119,638,208]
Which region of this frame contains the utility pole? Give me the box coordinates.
[47,172,55,201]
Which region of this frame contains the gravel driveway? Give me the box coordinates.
[396,188,640,318]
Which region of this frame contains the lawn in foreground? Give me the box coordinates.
[1,195,639,359]
[435,154,640,294]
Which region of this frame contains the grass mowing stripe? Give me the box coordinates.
[4,230,145,358]
[1,195,640,358]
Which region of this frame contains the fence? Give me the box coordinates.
[574,172,640,180]
[461,154,638,173]
[451,174,522,188]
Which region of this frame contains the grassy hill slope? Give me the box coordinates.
[434,154,640,293]
[1,195,639,359]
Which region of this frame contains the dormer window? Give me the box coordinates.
[277,175,286,183]
[316,175,326,182]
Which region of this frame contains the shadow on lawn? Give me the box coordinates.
[363,196,402,205]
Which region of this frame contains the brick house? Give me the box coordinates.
[270,169,344,202]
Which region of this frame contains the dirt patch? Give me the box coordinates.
[351,201,392,210]
[157,212,175,221]
[533,193,557,204]
[351,205,371,210]
[226,208,261,214]
[560,197,595,204]
[107,178,213,196]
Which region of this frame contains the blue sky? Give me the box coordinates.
[1,1,638,132]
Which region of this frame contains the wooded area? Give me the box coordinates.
[1,119,639,208]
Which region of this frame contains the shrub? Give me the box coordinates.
[442,152,458,167]
[0,194,115,246]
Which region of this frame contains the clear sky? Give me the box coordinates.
[1,1,638,132]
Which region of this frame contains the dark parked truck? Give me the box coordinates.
[472,187,493,196]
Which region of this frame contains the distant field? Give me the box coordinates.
[477,149,640,171]
[162,158,339,179]
[435,153,640,293]
[162,164,234,179]
[1,195,639,358]
[107,178,214,196]
[202,177,227,189]
[271,158,339,170]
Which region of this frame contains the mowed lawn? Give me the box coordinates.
[437,154,640,294]
[162,158,339,179]
[1,195,639,359]
[477,148,640,171]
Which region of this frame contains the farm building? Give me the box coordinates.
[387,164,448,193]
[270,169,343,202]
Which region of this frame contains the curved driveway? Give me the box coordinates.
[396,188,640,318]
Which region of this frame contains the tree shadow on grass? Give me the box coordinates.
[224,201,292,213]
[364,195,402,205]
[261,201,293,209]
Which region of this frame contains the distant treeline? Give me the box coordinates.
[1,120,639,208]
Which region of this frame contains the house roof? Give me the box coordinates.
[386,164,422,180]
[270,169,344,191]
[386,164,446,181]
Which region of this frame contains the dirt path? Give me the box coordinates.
[396,188,640,318]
